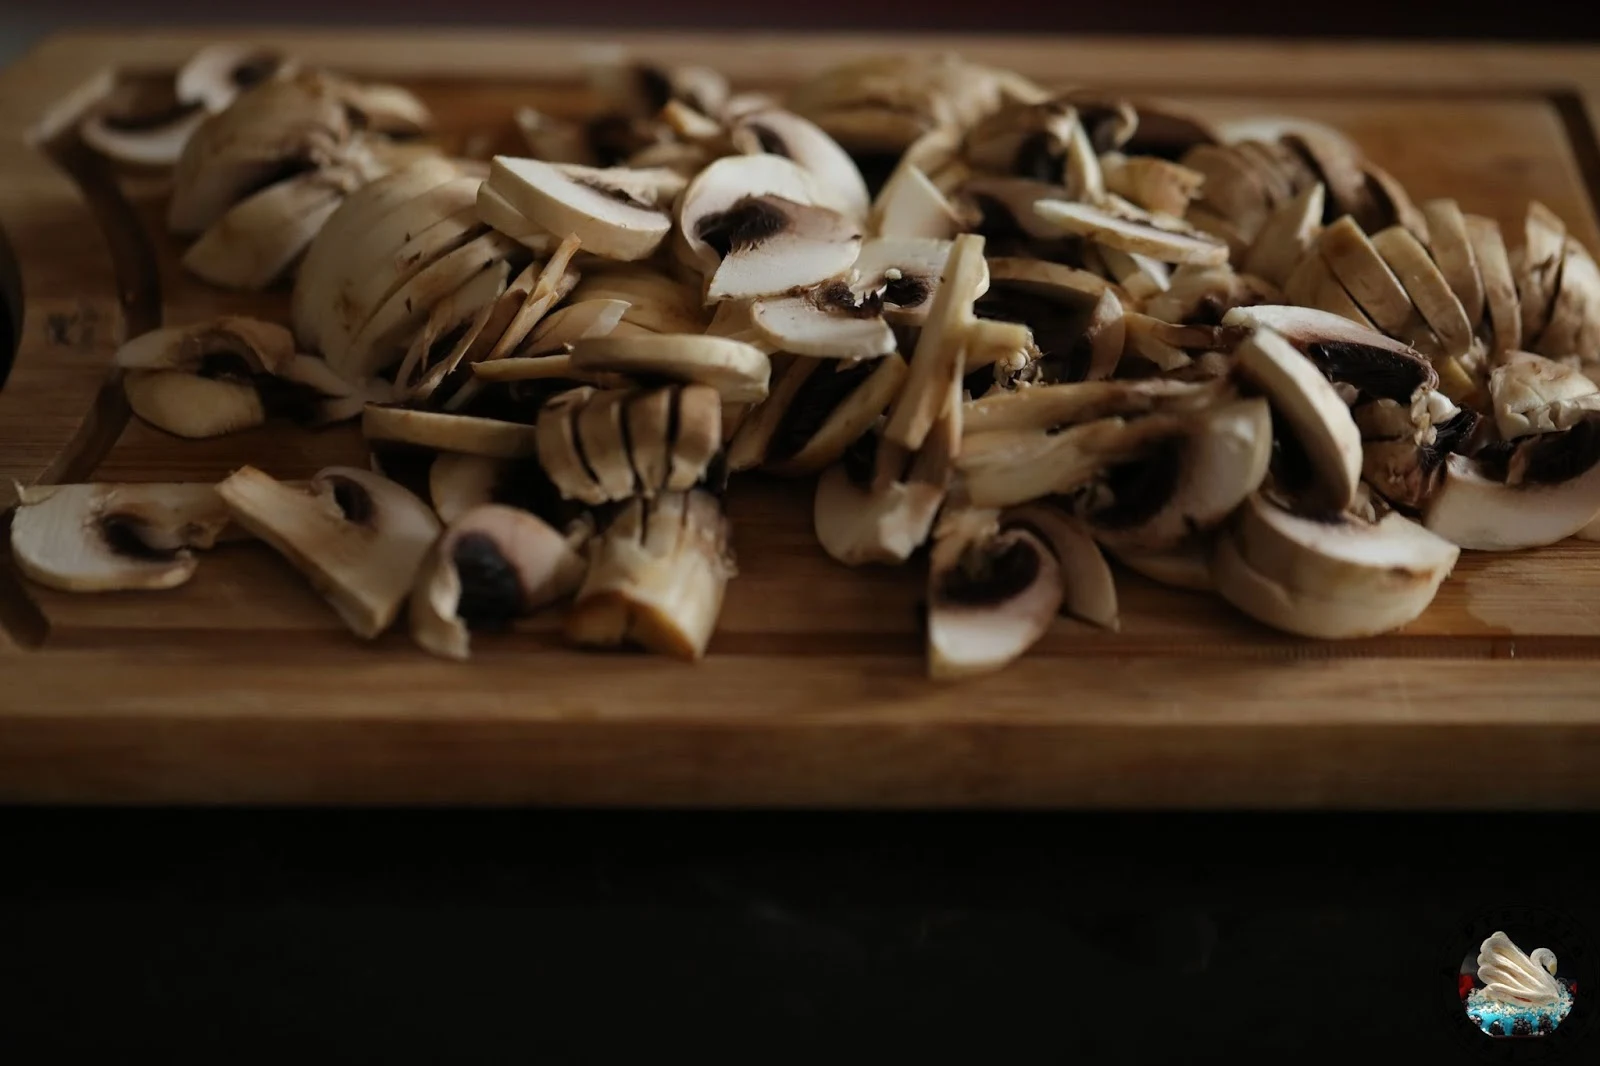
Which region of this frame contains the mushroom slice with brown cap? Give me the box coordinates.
[676,153,822,272]
[1369,226,1475,361]
[410,504,588,660]
[1212,491,1458,639]
[1421,200,1486,327]
[1515,201,1568,345]
[362,405,540,459]
[567,489,735,660]
[731,108,871,223]
[1000,502,1119,631]
[924,508,1063,681]
[1489,350,1600,439]
[872,163,966,241]
[1465,214,1523,357]
[1535,238,1600,358]
[1079,398,1274,553]
[487,156,670,262]
[1233,325,1364,512]
[700,195,862,303]
[1222,305,1440,411]
[1101,154,1205,219]
[1423,414,1600,549]
[749,283,896,359]
[1033,198,1230,266]
[569,334,771,403]
[476,184,559,255]
[1243,183,1325,289]
[217,465,440,639]
[181,164,367,290]
[10,483,233,592]
[765,355,909,476]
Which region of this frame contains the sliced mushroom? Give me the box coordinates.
[10,482,233,592]
[362,405,540,459]
[1464,214,1522,358]
[731,108,870,222]
[568,266,709,335]
[80,78,208,168]
[1106,539,1215,593]
[764,355,909,476]
[1121,314,1241,372]
[568,334,771,402]
[974,257,1122,384]
[1213,490,1458,639]
[475,182,559,254]
[486,157,671,262]
[123,372,265,439]
[813,427,949,567]
[1515,201,1567,345]
[1316,216,1432,346]
[749,282,896,359]
[1282,129,1377,230]
[1489,351,1600,440]
[391,259,515,396]
[1140,263,1280,327]
[1234,325,1363,512]
[1243,183,1324,289]
[176,43,293,113]
[410,504,588,660]
[535,386,607,505]
[1000,503,1119,630]
[963,376,1231,436]
[1369,225,1474,360]
[696,194,862,302]
[1421,199,1486,328]
[566,490,735,660]
[925,509,1062,680]
[514,299,630,357]
[1100,154,1204,218]
[1282,248,1376,328]
[181,164,366,290]
[1180,143,1274,243]
[1423,414,1600,549]
[676,153,823,272]
[1535,238,1600,358]
[847,237,955,323]
[216,465,441,638]
[575,389,640,501]
[1362,163,1428,243]
[115,316,296,375]
[1033,198,1229,265]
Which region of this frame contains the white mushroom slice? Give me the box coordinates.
[114,316,295,375]
[871,163,964,240]
[392,260,513,395]
[517,299,630,357]
[1106,540,1215,593]
[701,195,862,302]
[124,371,266,439]
[475,183,559,254]
[410,504,587,660]
[731,108,870,222]
[812,458,946,567]
[1181,143,1273,242]
[80,105,206,168]
[292,156,461,354]
[331,80,432,135]
[1537,239,1600,358]
[1489,351,1600,439]
[181,167,356,290]
[570,388,637,502]
[1243,183,1325,289]
[1061,114,1105,204]
[1213,494,1457,639]
[1516,201,1567,345]
[1101,154,1205,218]
[1001,503,1119,631]
[1464,214,1522,358]
[961,178,1072,241]
[749,286,896,359]
[10,482,232,592]
[958,417,1144,510]
[568,334,770,403]
[848,237,956,323]
[429,453,508,525]
[1369,226,1474,360]
[1234,325,1363,512]
[1423,425,1600,550]
[1095,247,1171,302]
[1421,200,1486,327]
[765,355,909,476]
[483,235,585,362]
[217,465,440,639]
[1138,263,1279,327]
[1222,304,1441,410]
[568,266,708,335]
[925,518,1062,681]
[1034,199,1230,265]
[362,405,540,459]
[536,387,607,505]
[666,385,723,492]
[487,156,670,262]
[176,44,291,112]
[676,153,822,272]
[567,490,735,661]
[1316,216,1432,344]
[727,357,821,472]
[1283,249,1378,328]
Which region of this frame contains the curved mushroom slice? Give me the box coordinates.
[567,490,735,660]
[514,299,630,357]
[1423,415,1600,549]
[676,153,822,272]
[957,416,1145,510]
[392,260,515,396]
[1094,246,1171,303]
[1421,200,1486,328]
[410,504,587,660]
[1515,201,1567,345]
[181,164,369,290]
[1369,226,1474,361]
[961,99,1078,180]
[1316,216,1434,348]
[1140,263,1280,327]
[1489,351,1600,440]
[925,511,1062,681]
[1464,214,1522,357]
[114,316,296,376]
[1243,183,1325,289]
[328,79,433,137]
[1235,325,1363,512]
[1081,398,1275,552]
[167,71,351,235]
[1535,238,1600,359]
[475,183,559,254]
[217,465,441,639]
[1033,198,1229,266]
[11,483,232,592]
[697,195,862,302]
[1053,90,1218,160]
[749,283,896,359]
[1106,539,1215,593]
[872,163,968,241]
[764,355,909,476]
[487,157,670,262]
[731,108,870,222]
[1213,491,1458,639]
[430,453,506,525]
[1281,129,1377,229]
[535,386,607,505]
[848,237,955,324]
[1362,163,1428,243]
[568,266,709,335]
[1121,315,1243,373]
[124,371,266,439]
[569,334,771,403]
[1283,248,1376,328]
[1180,143,1274,243]
[1001,503,1119,630]
[362,404,540,459]
[176,43,293,113]
[975,258,1121,383]
[80,81,207,167]
[963,376,1232,436]
[813,437,947,567]
[1101,154,1205,219]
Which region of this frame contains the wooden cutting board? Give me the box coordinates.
[3,30,1600,808]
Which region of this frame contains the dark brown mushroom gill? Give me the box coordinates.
[935,534,1042,607]
[97,514,188,562]
[695,195,794,257]
[451,532,525,631]
[1506,412,1600,486]
[1298,340,1438,403]
[1080,434,1184,530]
[766,359,878,463]
[973,285,1101,385]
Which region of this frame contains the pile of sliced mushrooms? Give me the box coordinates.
[19,47,1600,678]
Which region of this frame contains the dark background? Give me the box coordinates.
[6,9,1600,1063]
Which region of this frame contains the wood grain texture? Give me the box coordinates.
[2,31,1600,806]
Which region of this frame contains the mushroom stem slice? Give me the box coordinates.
[216,465,442,638]
[11,482,233,592]
[410,504,587,660]
[926,519,1063,681]
[882,233,987,454]
[567,490,735,660]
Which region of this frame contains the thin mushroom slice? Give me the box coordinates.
[1362,163,1429,243]
[535,387,608,505]
[925,512,1063,681]
[765,355,909,476]
[666,385,724,492]
[80,84,207,167]
[1100,154,1205,219]
[392,259,514,395]
[1489,350,1600,440]
[176,43,293,112]
[1106,539,1215,593]
[625,386,678,494]
[1222,305,1439,411]
[1536,238,1600,358]
[216,465,441,638]
[749,283,896,359]
[728,356,820,473]
[410,504,588,660]
[963,377,1232,437]
[114,316,295,375]
[568,334,771,403]
[573,388,639,502]
[1138,263,1280,327]
[1180,143,1274,242]
[475,183,559,254]
[1316,216,1430,342]
[567,490,736,661]
[516,299,630,358]
[731,108,871,222]
[487,156,671,262]
[1369,225,1474,361]
[568,267,709,336]
[1000,503,1120,631]
[701,195,863,302]
[1243,183,1325,289]
[1282,129,1377,229]
[124,371,266,439]
[362,405,540,459]
[1465,214,1522,357]
[1033,199,1230,265]
[677,153,822,272]
[847,236,955,324]
[1516,201,1568,345]
[10,483,233,592]
[1282,247,1376,328]
[1421,200,1486,327]
[181,166,359,291]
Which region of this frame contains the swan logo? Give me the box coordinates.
[1438,906,1596,1060]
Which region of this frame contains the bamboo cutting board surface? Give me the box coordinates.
[3,30,1600,807]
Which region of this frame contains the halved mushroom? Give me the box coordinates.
[1515,201,1567,345]
[1368,225,1474,360]
[10,482,233,592]
[1489,350,1600,440]
[1233,325,1363,512]
[487,157,672,262]
[1034,198,1230,265]
[1213,490,1459,639]
[925,508,1063,680]
[1423,413,1600,549]
[1100,153,1205,218]
[362,404,540,459]
[568,334,771,402]
[1000,502,1120,630]
[216,465,441,638]
[1243,183,1324,289]
[410,504,588,660]
[566,489,735,660]
[1465,214,1522,357]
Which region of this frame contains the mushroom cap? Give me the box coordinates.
[489,156,670,263]
[749,286,896,360]
[926,526,1063,680]
[1489,351,1600,440]
[10,483,232,592]
[676,153,824,272]
[732,107,871,223]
